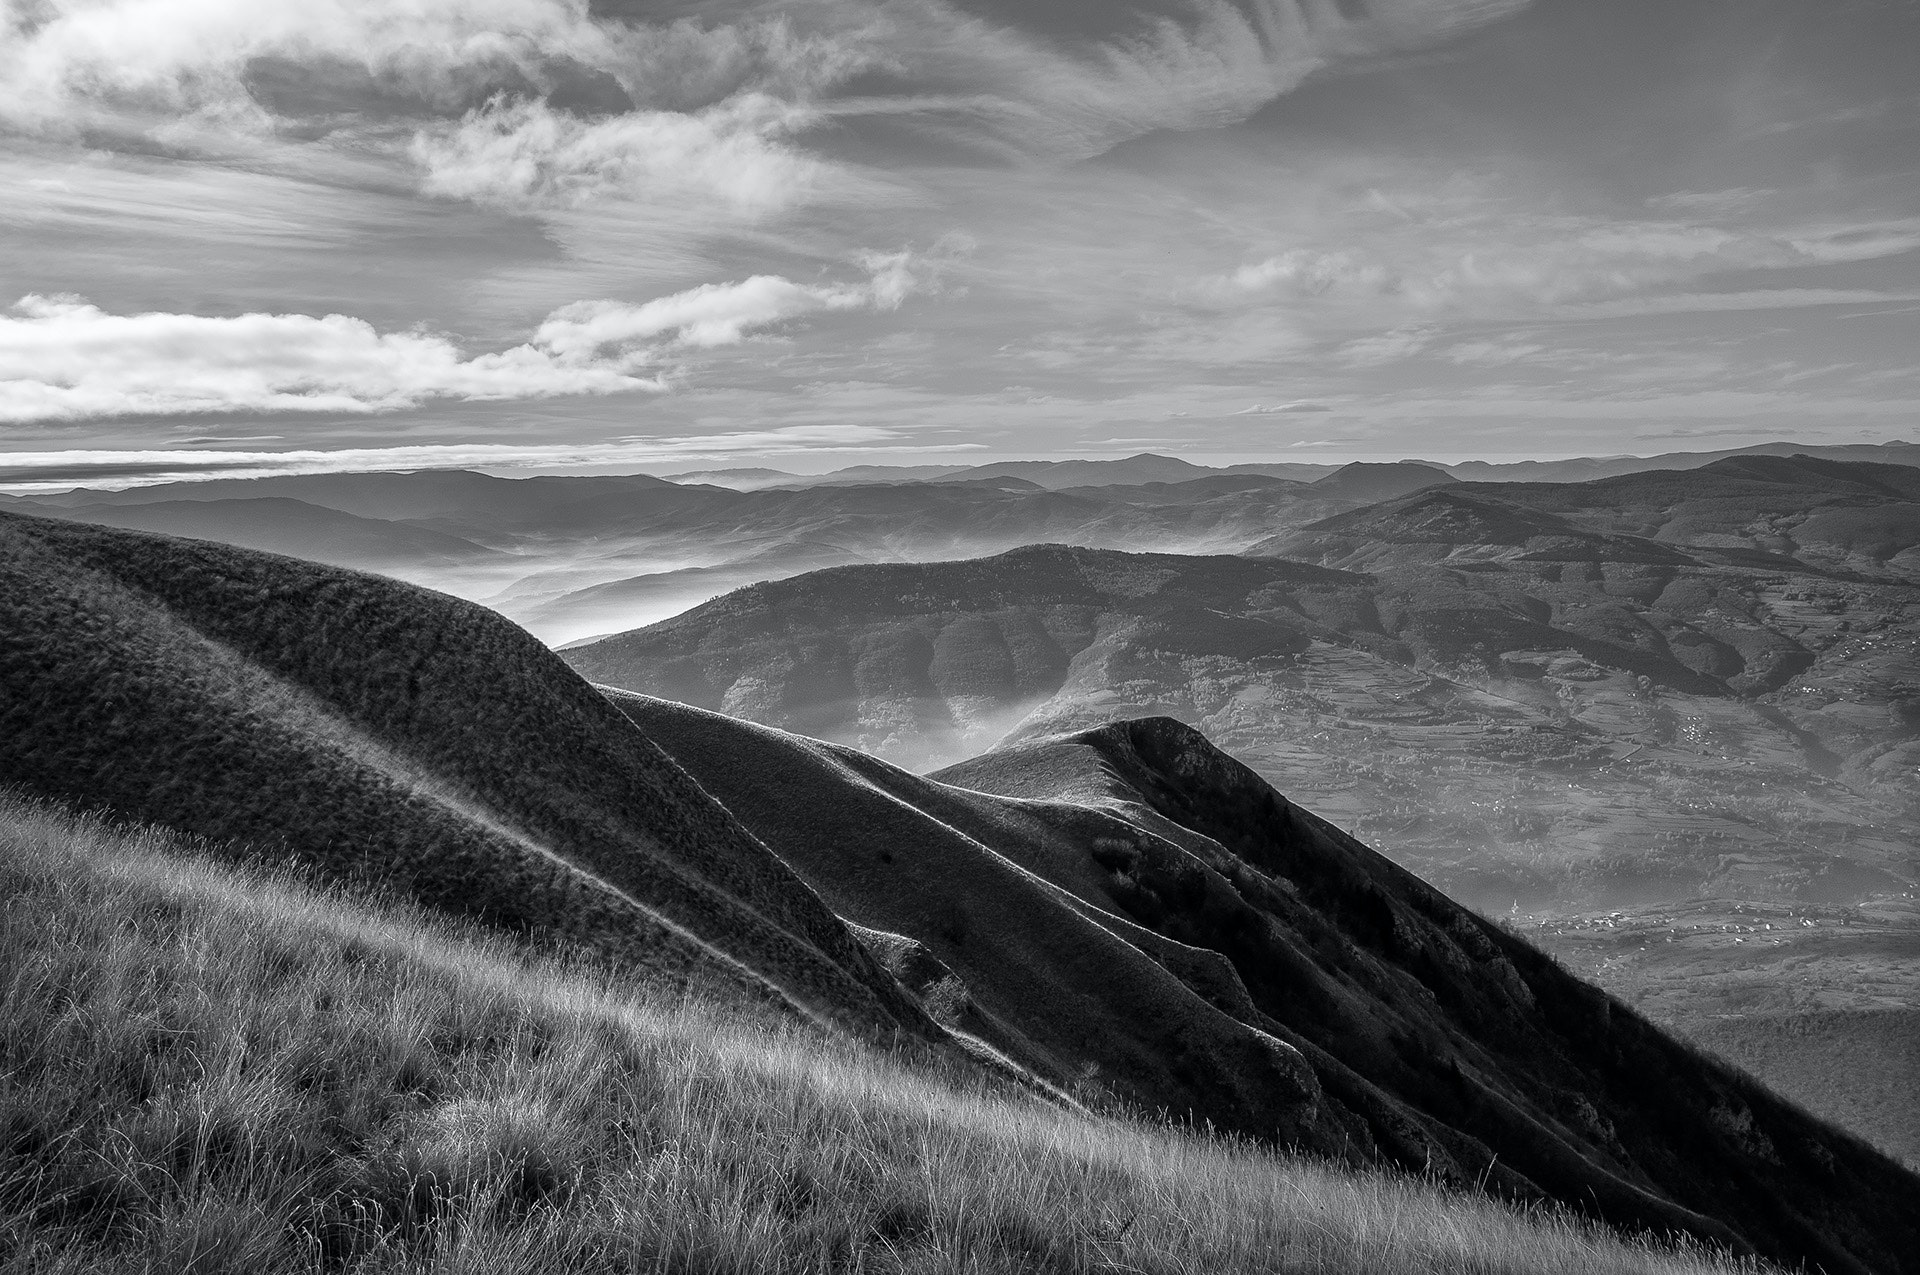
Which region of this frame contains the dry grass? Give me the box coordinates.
[0,794,1772,1274]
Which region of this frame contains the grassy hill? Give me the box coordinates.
[0,507,929,1039]
[605,696,1920,1273]
[0,794,1780,1275]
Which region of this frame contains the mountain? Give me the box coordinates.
[15,443,1920,649]
[1305,460,1459,503]
[609,695,1920,1271]
[1444,440,1920,485]
[654,465,816,489]
[657,439,1920,492]
[0,507,929,1039]
[563,534,1920,912]
[659,454,1220,491]
[564,546,1352,767]
[26,495,506,574]
[1461,455,1920,577]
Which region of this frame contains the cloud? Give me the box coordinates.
[534,250,930,357]
[1444,339,1546,366]
[1559,288,1920,319]
[877,0,1534,162]
[1204,217,1920,318]
[0,255,930,422]
[0,294,651,422]
[410,93,834,214]
[1335,326,1436,366]
[0,426,939,491]
[0,0,872,218]
[1232,401,1334,414]
[1,0,1536,196]
[1216,250,1394,299]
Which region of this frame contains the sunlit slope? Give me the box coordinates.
[606,694,1920,1275]
[0,508,926,1037]
[0,795,1768,1275]
[565,546,1353,768]
[564,535,1920,912]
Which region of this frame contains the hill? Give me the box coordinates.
[562,541,1920,912]
[1451,455,1920,577]
[654,441,1920,494]
[0,794,1779,1275]
[26,495,506,575]
[1306,461,1458,503]
[0,506,928,1039]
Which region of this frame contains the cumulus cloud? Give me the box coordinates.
[0,255,929,422]
[0,294,649,422]
[411,94,828,213]
[0,0,871,217]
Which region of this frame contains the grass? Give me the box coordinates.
[0,794,1774,1275]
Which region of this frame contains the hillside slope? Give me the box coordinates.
[6,509,1917,1269]
[608,696,1920,1275]
[0,508,927,1039]
[0,794,1770,1275]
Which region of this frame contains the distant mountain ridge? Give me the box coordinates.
[660,441,1920,491]
[12,442,1918,647]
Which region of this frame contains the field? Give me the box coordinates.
[1527,897,1920,1168]
[0,795,1774,1275]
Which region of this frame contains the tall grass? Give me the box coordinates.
[0,795,1771,1274]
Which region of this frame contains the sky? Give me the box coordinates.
[2,0,1918,484]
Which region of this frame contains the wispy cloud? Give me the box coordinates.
[1203,217,1920,320]
[1232,401,1334,414]
[0,0,1534,196]
[534,250,930,357]
[0,426,949,491]
[0,255,929,422]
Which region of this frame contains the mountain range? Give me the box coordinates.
[13,440,1917,649]
[3,505,1917,1273]
[661,441,1920,492]
[565,454,1920,914]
